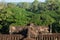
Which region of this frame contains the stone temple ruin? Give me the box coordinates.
[9,23,49,39]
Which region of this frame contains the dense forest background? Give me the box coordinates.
[0,0,60,33]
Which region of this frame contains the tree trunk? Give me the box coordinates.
[50,24,52,33]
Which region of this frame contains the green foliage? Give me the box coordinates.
[0,0,60,33]
[40,13,55,26]
[17,2,30,9]
[0,25,2,29]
